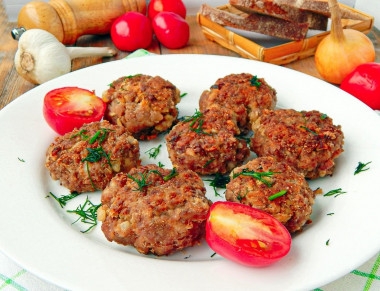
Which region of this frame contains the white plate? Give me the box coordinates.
[0,55,379,291]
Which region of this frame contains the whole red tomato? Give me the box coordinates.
[340,63,380,110]
[111,12,153,52]
[148,0,186,20]
[152,12,189,49]
[43,87,106,135]
[206,201,291,267]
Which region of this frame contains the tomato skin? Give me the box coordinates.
[148,0,186,20]
[111,12,153,52]
[206,201,291,267]
[152,12,189,49]
[340,63,380,110]
[43,87,106,135]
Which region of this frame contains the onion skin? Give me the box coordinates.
[314,0,375,85]
[315,29,375,84]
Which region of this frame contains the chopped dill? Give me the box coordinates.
[232,169,279,187]
[17,157,25,162]
[354,161,372,175]
[158,161,165,168]
[67,196,101,233]
[82,147,112,167]
[145,144,162,159]
[125,74,142,79]
[237,189,248,202]
[183,109,212,136]
[180,93,188,98]
[163,168,178,181]
[250,75,261,88]
[49,191,81,208]
[203,159,215,168]
[211,252,217,258]
[127,170,152,191]
[300,125,318,135]
[70,129,89,140]
[320,113,328,120]
[204,173,230,197]
[323,188,346,198]
[268,190,287,201]
[326,239,330,246]
[327,213,335,216]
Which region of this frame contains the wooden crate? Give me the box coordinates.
[197,4,374,65]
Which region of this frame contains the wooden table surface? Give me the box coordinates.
[0,0,379,110]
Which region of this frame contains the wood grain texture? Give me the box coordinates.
[0,0,379,110]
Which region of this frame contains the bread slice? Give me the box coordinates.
[230,0,328,30]
[199,4,309,40]
[268,0,367,20]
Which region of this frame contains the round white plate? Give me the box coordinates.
[0,55,379,291]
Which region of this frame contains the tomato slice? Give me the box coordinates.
[43,87,106,135]
[206,201,291,267]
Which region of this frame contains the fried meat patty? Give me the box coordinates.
[225,157,314,233]
[98,164,211,256]
[166,106,250,175]
[102,74,181,140]
[199,73,277,133]
[45,121,139,193]
[251,109,344,179]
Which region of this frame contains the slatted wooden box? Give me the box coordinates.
[197,4,374,65]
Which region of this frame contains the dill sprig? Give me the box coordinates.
[354,161,372,175]
[18,157,25,162]
[70,129,89,140]
[268,190,287,201]
[163,168,178,181]
[323,188,347,198]
[82,147,112,167]
[203,159,215,168]
[145,144,162,159]
[204,173,230,197]
[127,170,152,191]
[300,125,318,135]
[250,76,261,88]
[158,161,165,168]
[180,93,188,98]
[237,189,248,202]
[320,113,328,120]
[67,196,101,233]
[183,109,212,136]
[49,191,81,208]
[232,169,279,187]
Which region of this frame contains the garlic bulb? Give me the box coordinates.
[14,29,117,84]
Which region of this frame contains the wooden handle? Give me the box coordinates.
[17,0,147,44]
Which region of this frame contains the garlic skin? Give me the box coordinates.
[15,29,71,84]
[14,29,117,85]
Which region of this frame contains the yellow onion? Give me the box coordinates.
[315,0,375,84]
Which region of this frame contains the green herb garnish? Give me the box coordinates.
[300,125,318,135]
[18,157,25,162]
[326,239,330,246]
[67,196,101,233]
[49,191,81,208]
[204,173,230,197]
[125,74,142,79]
[211,252,216,258]
[180,93,188,98]
[203,159,215,168]
[354,161,372,175]
[268,190,287,201]
[145,144,162,159]
[163,168,178,181]
[127,170,152,191]
[183,109,212,136]
[70,129,89,140]
[158,161,165,168]
[321,113,328,120]
[327,213,335,216]
[324,188,346,198]
[250,75,261,88]
[82,147,112,167]
[232,169,279,187]
[237,189,248,202]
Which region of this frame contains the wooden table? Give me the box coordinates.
[0,0,379,110]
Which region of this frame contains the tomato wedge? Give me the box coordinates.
[43,87,106,135]
[206,201,291,267]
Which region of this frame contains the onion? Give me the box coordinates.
[315,0,375,84]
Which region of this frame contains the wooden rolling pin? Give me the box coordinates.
[16,0,147,44]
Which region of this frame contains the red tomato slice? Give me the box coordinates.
[43,87,106,135]
[206,201,291,267]
[340,62,380,110]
